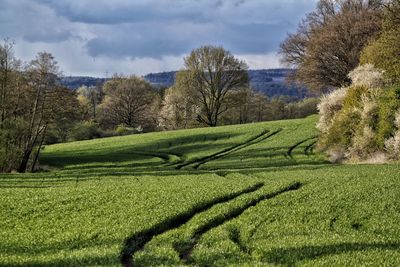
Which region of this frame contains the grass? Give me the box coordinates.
[0,115,399,266]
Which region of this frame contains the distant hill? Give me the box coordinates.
[59,76,108,89]
[60,69,311,99]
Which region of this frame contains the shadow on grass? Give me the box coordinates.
[40,132,239,168]
[261,242,400,265]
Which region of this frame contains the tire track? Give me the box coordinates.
[228,226,249,253]
[286,137,318,159]
[175,182,303,264]
[120,182,264,267]
[132,151,183,165]
[176,129,282,170]
[304,140,317,156]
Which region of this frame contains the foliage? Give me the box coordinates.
[115,124,136,136]
[317,87,348,134]
[385,110,400,159]
[348,63,386,89]
[0,118,28,172]
[360,0,400,84]
[77,85,103,121]
[0,41,80,172]
[68,121,101,141]
[317,64,400,161]
[376,85,400,147]
[159,71,200,130]
[285,97,319,119]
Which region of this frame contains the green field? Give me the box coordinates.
[1,115,399,266]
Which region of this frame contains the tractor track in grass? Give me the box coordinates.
[304,140,317,155]
[174,181,303,264]
[228,226,249,254]
[175,129,282,170]
[286,136,318,159]
[120,182,264,267]
[132,151,183,165]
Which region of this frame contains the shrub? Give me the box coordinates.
[285,97,319,119]
[317,87,348,134]
[376,85,400,147]
[320,107,360,151]
[115,124,136,136]
[326,145,347,163]
[69,121,101,141]
[316,64,400,162]
[384,110,400,160]
[0,118,28,172]
[348,64,385,89]
[349,126,377,160]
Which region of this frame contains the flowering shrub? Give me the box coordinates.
[317,64,400,162]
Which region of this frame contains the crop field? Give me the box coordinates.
[1,115,399,266]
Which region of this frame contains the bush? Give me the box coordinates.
[115,124,136,136]
[285,98,319,119]
[318,85,384,160]
[376,85,400,147]
[317,87,348,134]
[320,107,361,151]
[360,1,400,83]
[385,110,400,160]
[349,126,377,160]
[348,64,385,89]
[315,64,400,162]
[0,118,28,172]
[68,121,101,141]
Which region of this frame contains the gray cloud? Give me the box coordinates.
[0,0,317,75]
[32,0,209,24]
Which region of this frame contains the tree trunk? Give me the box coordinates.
[31,123,47,172]
[18,150,32,173]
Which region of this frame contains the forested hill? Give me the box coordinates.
[60,69,310,99]
[144,69,310,99]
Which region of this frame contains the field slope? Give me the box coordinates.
[1,115,399,266]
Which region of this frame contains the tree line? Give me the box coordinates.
[0,43,317,173]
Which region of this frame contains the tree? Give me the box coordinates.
[182,45,249,127]
[18,52,62,172]
[77,85,103,121]
[360,0,400,84]
[221,86,254,125]
[159,71,199,130]
[0,44,80,172]
[0,40,28,172]
[100,75,156,129]
[46,87,81,144]
[0,39,23,123]
[280,0,383,92]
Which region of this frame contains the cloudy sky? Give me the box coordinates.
[0,0,316,77]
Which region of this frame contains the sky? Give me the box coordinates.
[0,0,317,77]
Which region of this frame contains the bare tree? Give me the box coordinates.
[183,45,249,126]
[100,75,156,129]
[0,39,19,123]
[280,0,383,92]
